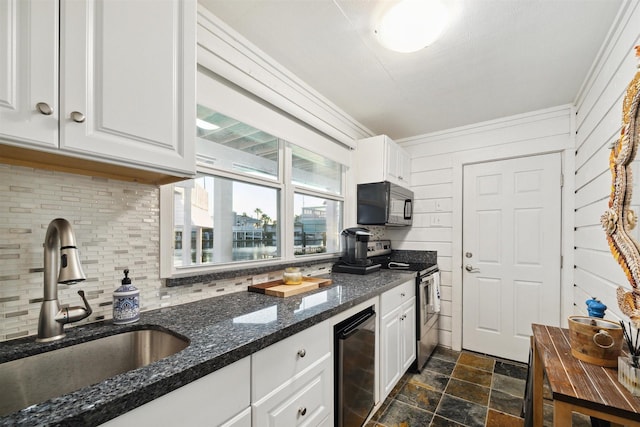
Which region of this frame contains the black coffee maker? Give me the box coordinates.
[332,227,381,274]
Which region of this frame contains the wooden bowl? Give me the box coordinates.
[568,315,623,367]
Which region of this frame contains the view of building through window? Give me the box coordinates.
[173,177,280,266]
[294,193,341,256]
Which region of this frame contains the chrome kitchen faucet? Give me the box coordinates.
[37,218,92,342]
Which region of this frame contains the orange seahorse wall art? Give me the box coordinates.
[601,46,640,326]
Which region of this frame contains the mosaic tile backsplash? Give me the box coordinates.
[0,164,331,342]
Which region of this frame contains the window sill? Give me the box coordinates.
[164,255,341,287]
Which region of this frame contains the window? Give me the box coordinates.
[292,145,342,194]
[196,104,279,181]
[162,105,346,275]
[294,194,342,256]
[291,146,344,257]
[173,176,280,267]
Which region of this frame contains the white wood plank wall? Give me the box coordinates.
[573,1,640,323]
[391,106,574,350]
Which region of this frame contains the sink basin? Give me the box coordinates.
[0,328,189,416]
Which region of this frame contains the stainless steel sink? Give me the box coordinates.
[0,328,189,416]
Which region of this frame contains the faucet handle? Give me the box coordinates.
[77,289,93,320]
[77,290,92,316]
[57,290,92,324]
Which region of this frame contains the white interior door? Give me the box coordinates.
[462,153,561,362]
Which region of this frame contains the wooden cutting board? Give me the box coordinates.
[248,277,333,297]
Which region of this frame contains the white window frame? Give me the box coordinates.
[284,143,345,259]
[160,72,349,278]
[160,145,345,278]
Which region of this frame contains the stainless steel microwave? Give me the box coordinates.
[357,181,413,226]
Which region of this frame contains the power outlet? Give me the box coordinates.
[252,273,270,285]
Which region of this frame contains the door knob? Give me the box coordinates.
[36,102,53,115]
[70,111,85,123]
[465,264,480,273]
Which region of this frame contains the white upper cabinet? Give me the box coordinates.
[60,0,195,176]
[388,140,412,187]
[0,0,196,180]
[0,0,58,148]
[356,135,411,187]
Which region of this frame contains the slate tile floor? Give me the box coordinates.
[367,347,594,427]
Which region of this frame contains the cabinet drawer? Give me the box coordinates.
[221,407,251,427]
[317,416,332,426]
[99,356,250,426]
[381,279,415,317]
[253,353,332,427]
[252,320,331,401]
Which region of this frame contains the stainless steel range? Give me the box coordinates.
[415,265,440,371]
[367,240,440,372]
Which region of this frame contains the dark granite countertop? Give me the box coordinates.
[0,270,415,426]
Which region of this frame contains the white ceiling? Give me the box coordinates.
[200,0,623,140]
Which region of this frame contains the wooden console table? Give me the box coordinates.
[532,324,640,426]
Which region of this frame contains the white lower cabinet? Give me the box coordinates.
[400,299,417,373]
[252,321,332,427]
[317,416,332,426]
[380,279,416,400]
[381,305,402,398]
[99,356,250,426]
[222,407,252,427]
[252,354,332,426]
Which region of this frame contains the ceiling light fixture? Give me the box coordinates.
[375,0,449,53]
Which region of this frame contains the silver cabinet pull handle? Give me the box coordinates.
[36,102,53,115]
[465,264,480,273]
[70,111,85,123]
[298,407,307,416]
[297,349,306,358]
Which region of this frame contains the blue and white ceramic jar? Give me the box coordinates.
[113,269,140,324]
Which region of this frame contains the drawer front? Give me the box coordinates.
[253,353,332,427]
[252,320,331,401]
[221,407,252,427]
[316,415,332,427]
[99,357,250,426]
[381,279,415,317]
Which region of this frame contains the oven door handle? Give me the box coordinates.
[421,276,435,306]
